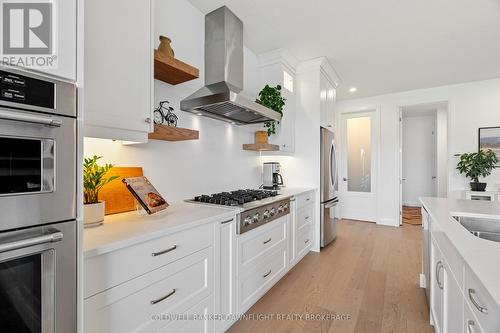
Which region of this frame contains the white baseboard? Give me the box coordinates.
[378,218,398,227]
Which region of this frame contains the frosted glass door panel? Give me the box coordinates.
[346,117,372,192]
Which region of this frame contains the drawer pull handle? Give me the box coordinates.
[152,245,177,257]
[263,237,272,245]
[221,218,234,224]
[263,269,272,278]
[306,198,311,201]
[305,216,310,220]
[305,239,310,244]
[150,288,176,305]
[468,289,488,314]
[467,320,477,333]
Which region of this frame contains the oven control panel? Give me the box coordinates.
[0,70,55,109]
[238,198,290,234]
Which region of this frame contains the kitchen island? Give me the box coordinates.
[420,197,500,333]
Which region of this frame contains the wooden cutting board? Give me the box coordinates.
[98,167,143,215]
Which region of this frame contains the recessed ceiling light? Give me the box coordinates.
[349,87,357,93]
[197,112,203,116]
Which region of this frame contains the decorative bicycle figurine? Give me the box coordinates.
[153,100,178,127]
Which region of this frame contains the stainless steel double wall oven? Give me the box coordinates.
[0,67,77,333]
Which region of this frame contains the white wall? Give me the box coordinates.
[402,114,436,206]
[337,78,500,227]
[84,0,265,202]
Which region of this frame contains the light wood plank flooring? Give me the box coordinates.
[227,219,433,333]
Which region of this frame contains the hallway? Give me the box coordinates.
[228,220,433,333]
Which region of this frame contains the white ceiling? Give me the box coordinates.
[187,0,500,100]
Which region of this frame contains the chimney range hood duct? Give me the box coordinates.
[180,6,282,125]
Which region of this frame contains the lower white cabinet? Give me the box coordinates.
[84,247,213,333]
[236,216,289,314]
[428,215,500,333]
[84,191,317,333]
[158,296,214,333]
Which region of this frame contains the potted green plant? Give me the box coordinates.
[255,84,286,141]
[83,155,119,227]
[456,149,498,191]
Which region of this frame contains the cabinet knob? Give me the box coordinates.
[145,117,151,124]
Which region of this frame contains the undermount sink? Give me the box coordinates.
[453,215,500,242]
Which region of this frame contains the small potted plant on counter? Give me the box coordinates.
[457,149,498,191]
[255,84,286,143]
[83,155,119,228]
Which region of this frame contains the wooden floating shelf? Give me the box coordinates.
[154,50,199,85]
[148,124,199,142]
[242,143,280,151]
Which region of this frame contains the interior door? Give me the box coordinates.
[340,111,378,222]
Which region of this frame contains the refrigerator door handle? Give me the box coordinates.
[324,199,338,209]
[331,142,338,190]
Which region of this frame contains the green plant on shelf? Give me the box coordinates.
[256,84,286,137]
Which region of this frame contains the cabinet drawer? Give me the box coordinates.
[84,248,213,333]
[157,296,214,333]
[296,191,314,209]
[464,266,500,332]
[297,205,314,230]
[238,244,287,312]
[297,222,312,258]
[238,216,287,270]
[84,223,213,298]
[435,234,464,286]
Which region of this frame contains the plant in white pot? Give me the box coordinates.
[83,155,119,228]
[456,149,498,191]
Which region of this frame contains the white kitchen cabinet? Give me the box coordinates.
[158,296,214,333]
[464,301,484,333]
[430,239,444,333]
[290,191,314,267]
[9,0,77,81]
[258,50,297,153]
[84,0,154,142]
[443,261,463,333]
[320,71,336,130]
[214,217,237,333]
[84,247,213,333]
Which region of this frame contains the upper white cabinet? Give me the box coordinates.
[258,50,298,153]
[84,0,154,142]
[320,71,337,130]
[7,0,77,81]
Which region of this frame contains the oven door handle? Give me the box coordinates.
[0,230,63,253]
[0,109,62,127]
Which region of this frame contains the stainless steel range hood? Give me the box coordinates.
[180,6,282,125]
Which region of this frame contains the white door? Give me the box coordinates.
[402,114,437,206]
[340,111,378,222]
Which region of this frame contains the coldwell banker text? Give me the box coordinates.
[1,1,57,68]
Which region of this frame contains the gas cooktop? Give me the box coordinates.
[191,189,279,207]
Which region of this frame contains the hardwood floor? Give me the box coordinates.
[227,219,433,333]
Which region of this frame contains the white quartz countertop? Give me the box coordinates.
[83,201,236,259]
[83,188,315,259]
[420,197,500,306]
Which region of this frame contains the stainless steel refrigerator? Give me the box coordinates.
[320,127,339,247]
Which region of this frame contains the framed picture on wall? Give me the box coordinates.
[479,127,500,166]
